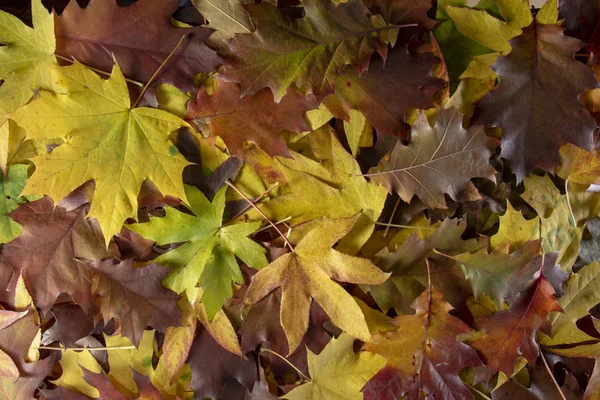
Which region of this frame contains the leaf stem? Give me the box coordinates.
[227,181,280,222]
[260,348,310,382]
[132,34,187,108]
[38,346,136,351]
[226,180,295,252]
[255,216,291,234]
[565,179,576,227]
[540,351,567,400]
[374,221,436,230]
[383,197,401,238]
[54,54,145,87]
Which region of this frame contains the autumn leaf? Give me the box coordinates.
[490,201,540,251]
[0,0,60,120]
[187,80,318,157]
[129,185,267,318]
[12,61,190,244]
[55,0,221,97]
[472,273,562,377]
[364,0,435,28]
[325,43,445,138]
[473,21,599,180]
[366,107,497,209]
[0,164,28,244]
[257,125,388,255]
[558,143,600,185]
[0,196,107,314]
[559,0,600,53]
[244,215,389,354]
[221,0,398,101]
[191,0,254,45]
[362,287,482,400]
[283,333,386,400]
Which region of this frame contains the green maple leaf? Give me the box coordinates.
[0,0,62,121]
[0,164,28,244]
[221,0,397,101]
[129,185,267,319]
[12,61,190,244]
[283,333,386,400]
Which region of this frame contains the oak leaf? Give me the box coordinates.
[366,107,497,209]
[55,0,221,99]
[221,0,397,101]
[473,21,599,180]
[559,0,600,53]
[244,215,389,354]
[362,287,482,400]
[472,274,562,377]
[128,185,267,318]
[490,201,540,251]
[283,333,386,400]
[12,62,190,244]
[187,80,318,157]
[87,258,182,346]
[0,196,107,314]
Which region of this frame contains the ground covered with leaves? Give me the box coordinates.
[2,0,600,399]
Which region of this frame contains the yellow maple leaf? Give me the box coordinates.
[244,215,389,353]
[0,0,62,122]
[12,61,190,244]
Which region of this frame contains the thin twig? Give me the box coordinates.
[54,54,145,87]
[374,221,436,230]
[255,216,292,234]
[383,197,401,238]
[226,180,295,252]
[227,182,280,223]
[260,348,310,381]
[38,346,136,351]
[425,257,432,290]
[540,351,567,400]
[132,34,186,108]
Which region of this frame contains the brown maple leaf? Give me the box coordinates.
[472,273,562,378]
[473,21,599,180]
[54,0,221,100]
[362,286,482,400]
[0,196,107,314]
[187,81,318,157]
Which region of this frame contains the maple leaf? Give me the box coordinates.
[366,219,487,314]
[129,185,267,318]
[12,61,190,244]
[447,240,546,310]
[0,0,60,119]
[41,304,94,347]
[364,0,435,28]
[0,196,107,314]
[473,21,599,180]
[325,44,445,138]
[365,107,497,209]
[362,286,482,400]
[0,164,28,244]
[187,80,318,157]
[283,333,386,400]
[472,273,562,377]
[221,0,398,101]
[54,0,221,98]
[254,125,387,255]
[244,215,389,354]
[87,258,182,346]
[521,174,583,269]
[558,143,600,185]
[490,201,540,251]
